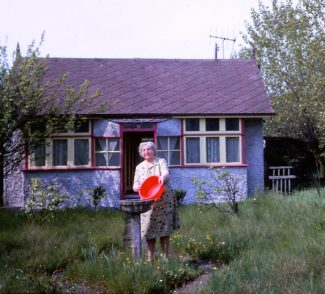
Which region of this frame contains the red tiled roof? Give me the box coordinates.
[44,58,274,117]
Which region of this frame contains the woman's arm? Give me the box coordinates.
[159,158,169,184]
[133,165,141,192]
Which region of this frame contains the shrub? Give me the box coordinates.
[192,167,245,215]
[174,189,187,205]
[90,185,106,208]
[25,178,67,224]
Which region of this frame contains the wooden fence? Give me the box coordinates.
[268,166,296,195]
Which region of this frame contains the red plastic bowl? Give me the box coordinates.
[139,175,164,200]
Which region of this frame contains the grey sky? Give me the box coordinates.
[0,0,273,59]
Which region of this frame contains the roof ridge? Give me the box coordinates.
[45,57,256,63]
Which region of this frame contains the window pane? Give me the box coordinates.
[53,139,67,166]
[157,137,168,150]
[206,118,219,131]
[206,137,220,162]
[74,120,89,133]
[186,118,200,131]
[226,118,239,131]
[170,151,180,165]
[157,151,168,161]
[108,153,120,166]
[186,138,200,163]
[169,137,180,150]
[226,137,240,162]
[95,138,106,151]
[74,139,89,165]
[95,153,107,166]
[108,138,120,151]
[31,142,46,166]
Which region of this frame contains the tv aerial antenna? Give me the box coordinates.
[209,35,236,59]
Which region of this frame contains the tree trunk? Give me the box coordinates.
[312,154,322,197]
[0,157,4,207]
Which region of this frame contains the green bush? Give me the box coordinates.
[174,189,187,205]
[25,178,67,224]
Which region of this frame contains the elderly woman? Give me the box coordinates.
[133,141,179,261]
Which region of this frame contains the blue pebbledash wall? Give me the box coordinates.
[4,118,264,208]
[245,118,265,195]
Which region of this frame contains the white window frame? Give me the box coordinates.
[29,137,91,168]
[94,137,121,167]
[184,118,242,165]
[157,136,181,166]
[29,120,91,169]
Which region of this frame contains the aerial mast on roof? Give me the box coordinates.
[209,35,236,60]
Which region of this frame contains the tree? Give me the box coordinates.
[242,0,325,193]
[192,168,246,215]
[0,36,102,206]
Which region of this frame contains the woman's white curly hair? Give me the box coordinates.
[138,141,157,158]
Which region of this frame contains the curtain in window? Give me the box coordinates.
[157,137,168,150]
[74,139,89,165]
[186,138,200,163]
[108,138,119,151]
[169,137,180,165]
[169,137,180,150]
[95,138,120,166]
[95,138,106,151]
[107,138,120,166]
[53,139,67,166]
[226,137,239,162]
[206,137,220,162]
[31,142,46,166]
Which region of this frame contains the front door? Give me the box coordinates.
[123,131,154,195]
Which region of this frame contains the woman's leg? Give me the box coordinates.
[147,238,156,261]
[160,235,170,258]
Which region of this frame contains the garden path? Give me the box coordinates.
[174,260,218,293]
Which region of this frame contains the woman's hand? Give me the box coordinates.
[133,183,141,192]
[158,176,165,185]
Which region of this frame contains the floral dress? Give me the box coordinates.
[133,157,180,240]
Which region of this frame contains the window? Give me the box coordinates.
[206,137,220,162]
[157,137,180,166]
[226,137,239,162]
[185,137,200,163]
[29,120,91,168]
[30,141,46,167]
[95,138,120,167]
[185,118,200,131]
[206,118,219,131]
[53,139,68,166]
[74,139,90,165]
[226,118,239,131]
[74,120,90,133]
[184,118,242,165]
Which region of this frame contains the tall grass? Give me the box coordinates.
[0,208,199,293]
[1,190,325,293]
[197,190,325,293]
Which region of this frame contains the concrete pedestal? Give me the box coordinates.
[120,199,154,258]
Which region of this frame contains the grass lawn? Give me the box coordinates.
[1,190,325,293]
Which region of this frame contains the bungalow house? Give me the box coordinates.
[4,58,274,208]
